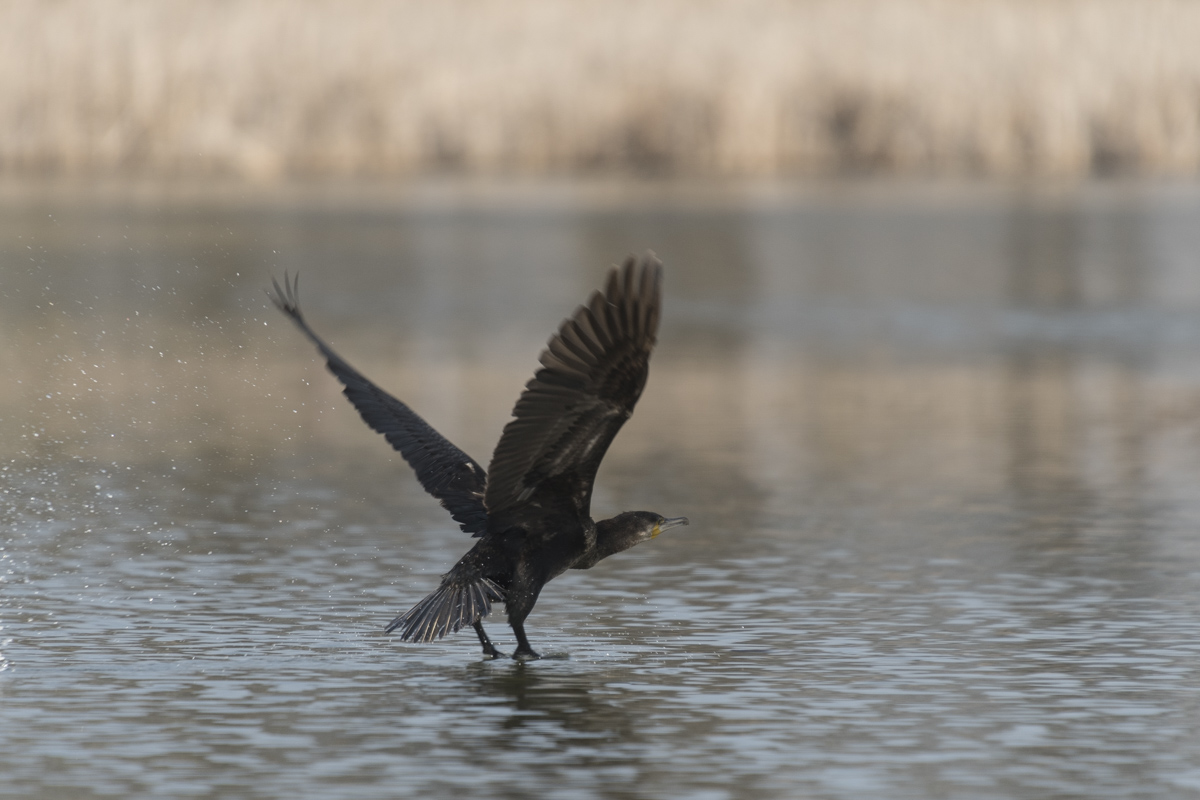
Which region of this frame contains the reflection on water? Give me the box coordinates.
[3,182,1200,799]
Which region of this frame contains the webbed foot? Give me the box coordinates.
[510,622,540,661]
[474,621,504,659]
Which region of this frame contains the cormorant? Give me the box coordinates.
[269,253,688,660]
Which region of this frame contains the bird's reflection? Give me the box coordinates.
[461,661,643,742]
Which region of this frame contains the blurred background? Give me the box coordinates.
[5,3,1200,800]
[3,0,1200,181]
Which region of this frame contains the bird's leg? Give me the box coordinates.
[473,620,504,659]
[510,620,541,662]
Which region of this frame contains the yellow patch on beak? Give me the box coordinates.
[650,523,662,539]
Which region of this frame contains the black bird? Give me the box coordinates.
[269,254,688,660]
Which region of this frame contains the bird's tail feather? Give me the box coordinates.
[385,576,505,642]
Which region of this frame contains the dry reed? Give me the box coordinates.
[3,0,1199,179]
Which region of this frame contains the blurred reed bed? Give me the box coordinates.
[3,0,1198,179]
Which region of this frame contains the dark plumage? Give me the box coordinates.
[269,254,688,660]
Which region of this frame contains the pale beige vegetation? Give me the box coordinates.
[3,0,1199,179]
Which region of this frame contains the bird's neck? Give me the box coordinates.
[573,516,634,570]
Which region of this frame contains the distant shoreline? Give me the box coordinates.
[4,0,1199,180]
[5,176,1189,218]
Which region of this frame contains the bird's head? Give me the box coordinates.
[591,511,689,564]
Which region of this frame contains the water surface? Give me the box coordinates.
[3,182,1200,799]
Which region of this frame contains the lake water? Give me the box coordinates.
[3,181,1200,799]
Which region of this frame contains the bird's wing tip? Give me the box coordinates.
[267,272,302,318]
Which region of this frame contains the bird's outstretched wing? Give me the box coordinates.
[485,253,662,519]
[268,274,489,536]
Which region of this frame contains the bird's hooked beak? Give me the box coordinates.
[651,516,690,538]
